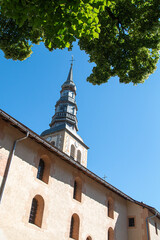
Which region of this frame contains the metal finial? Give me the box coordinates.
[70,55,75,65]
[103,175,107,181]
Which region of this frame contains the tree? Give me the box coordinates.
[79,0,160,84]
[0,0,160,84]
[0,0,105,60]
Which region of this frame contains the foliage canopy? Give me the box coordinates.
[0,0,160,84]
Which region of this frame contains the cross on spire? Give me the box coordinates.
[103,175,107,181]
[70,55,75,66]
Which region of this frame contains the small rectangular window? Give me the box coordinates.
[128,217,135,227]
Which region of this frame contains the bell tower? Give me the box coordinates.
[41,62,89,167]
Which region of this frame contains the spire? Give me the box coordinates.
[41,61,78,137]
[41,58,88,167]
[66,55,74,83]
[62,61,76,90]
[66,63,73,83]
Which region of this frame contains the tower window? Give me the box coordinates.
[86,237,92,240]
[77,150,81,163]
[70,145,75,159]
[29,195,44,228]
[37,159,45,181]
[59,104,67,112]
[71,92,74,98]
[128,217,135,227]
[69,214,80,240]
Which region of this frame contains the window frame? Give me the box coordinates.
[69,213,80,240]
[29,195,44,228]
[128,216,136,228]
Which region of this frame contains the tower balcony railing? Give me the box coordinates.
[59,96,76,104]
[53,112,76,120]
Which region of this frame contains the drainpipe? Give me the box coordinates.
[146,211,157,240]
[0,131,29,203]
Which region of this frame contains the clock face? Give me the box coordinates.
[75,141,78,148]
[46,136,52,142]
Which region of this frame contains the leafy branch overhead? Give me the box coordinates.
[0,0,160,84]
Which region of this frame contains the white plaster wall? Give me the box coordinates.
[44,131,65,150]
[0,128,128,240]
[0,147,9,187]
[0,142,128,240]
[63,131,88,167]
[0,121,153,240]
[80,177,128,240]
[0,120,19,190]
[149,216,160,240]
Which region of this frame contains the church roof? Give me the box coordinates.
[0,108,159,219]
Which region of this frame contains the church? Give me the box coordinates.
[0,63,159,240]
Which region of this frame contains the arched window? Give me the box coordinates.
[108,227,114,240]
[70,144,75,159]
[77,150,81,163]
[108,198,114,219]
[86,236,92,240]
[29,195,44,228]
[37,159,45,181]
[73,178,82,202]
[29,198,37,224]
[69,214,80,240]
[37,157,50,184]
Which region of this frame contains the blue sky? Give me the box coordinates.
[1,42,160,211]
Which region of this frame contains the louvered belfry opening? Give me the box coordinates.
[69,214,80,240]
[37,159,45,180]
[70,145,75,159]
[29,198,38,224]
[77,150,81,163]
